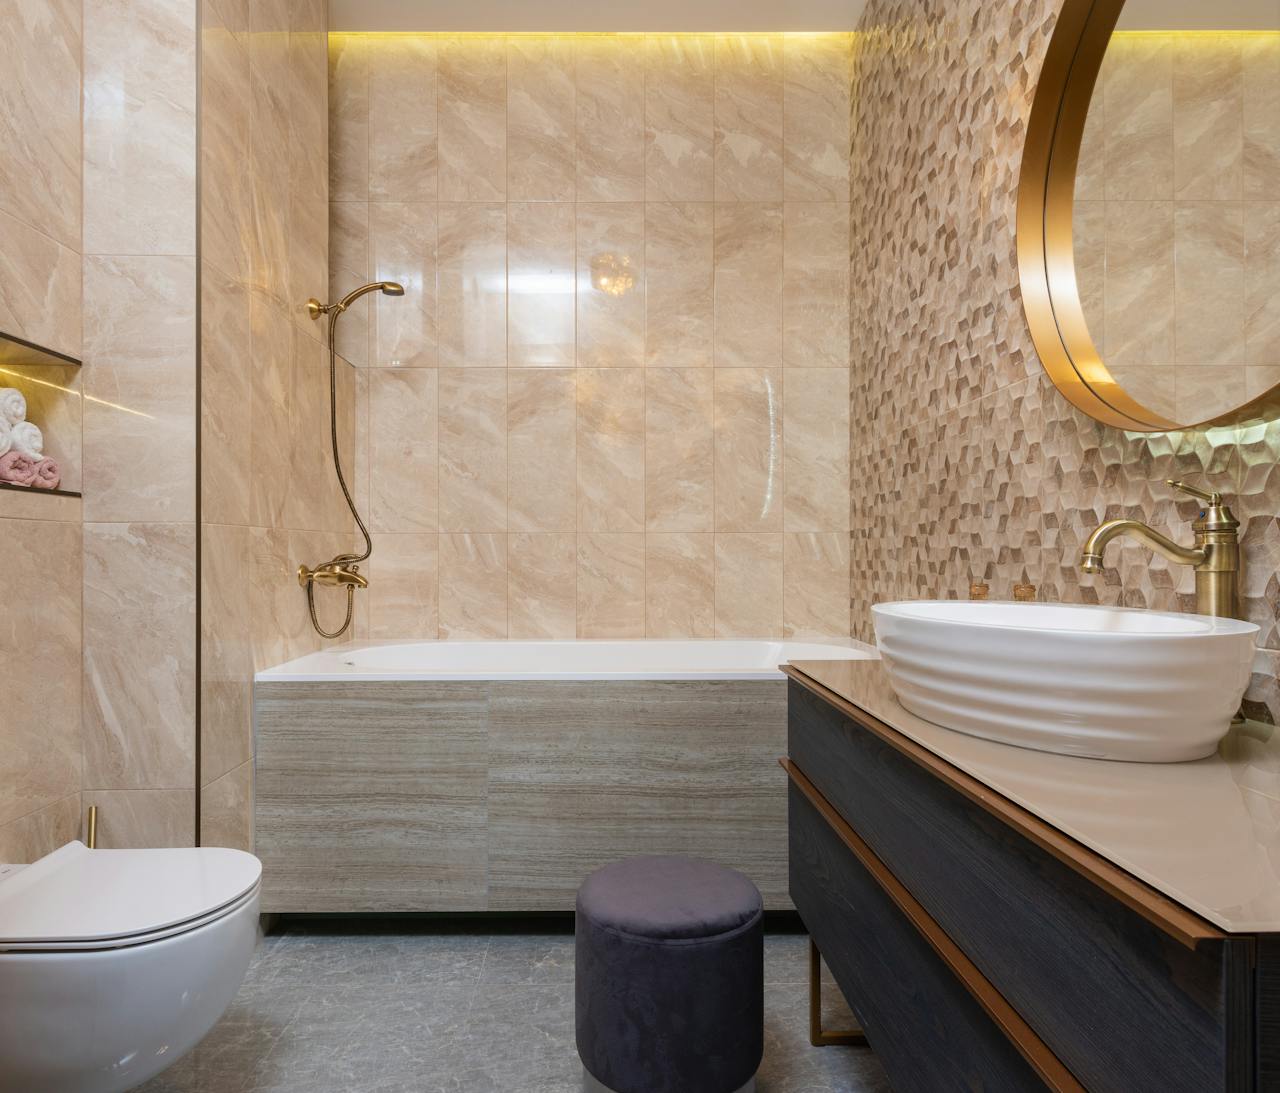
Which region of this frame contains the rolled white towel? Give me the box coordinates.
[10,421,42,458]
[0,418,9,458]
[0,388,25,425]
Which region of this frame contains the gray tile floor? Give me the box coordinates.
[138,921,892,1093]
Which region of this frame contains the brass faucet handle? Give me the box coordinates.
[1167,479,1221,506]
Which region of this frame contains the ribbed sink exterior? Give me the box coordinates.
[872,602,1258,763]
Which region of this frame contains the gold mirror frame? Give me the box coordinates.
[1017,0,1280,432]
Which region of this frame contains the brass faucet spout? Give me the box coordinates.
[1080,519,1207,573]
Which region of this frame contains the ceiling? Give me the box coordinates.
[1118,0,1280,29]
[329,0,868,33]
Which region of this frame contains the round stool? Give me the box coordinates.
[575,856,764,1093]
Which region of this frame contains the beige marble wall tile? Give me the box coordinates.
[1177,366,1246,423]
[509,532,577,638]
[508,36,576,201]
[1247,202,1280,367]
[645,533,714,638]
[1075,84,1106,202]
[247,296,293,529]
[83,0,197,255]
[783,202,850,368]
[200,760,253,851]
[249,38,292,310]
[509,369,576,532]
[1244,36,1280,200]
[201,15,252,284]
[369,367,438,532]
[439,531,507,638]
[248,524,292,672]
[439,368,507,531]
[1073,199,1106,355]
[578,533,645,638]
[1246,365,1280,401]
[81,790,194,849]
[783,34,852,201]
[329,201,370,366]
[645,35,714,202]
[0,795,81,864]
[370,35,437,203]
[201,522,254,784]
[438,203,507,367]
[577,368,644,532]
[329,34,369,202]
[715,368,783,533]
[286,16,330,335]
[646,369,713,532]
[646,202,713,367]
[0,491,81,523]
[784,368,851,531]
[714,35,784,201]
[1175,201,1246,366]
[287,336,355,535]
[83,523,196,791]
[1173,35,1243,202]
[82,255,197,523]
[0,208,82,359]
[369,533,439,638]
[438,35,506,201]
[575,36,645,202]
[1104,201,1174,367]
[714,533,783,638]
[370,203,438,367]
[714,203,783,367]
[0,0,81,251]
[1104,35,1174,201]
[0,518,81,828]
[784,531,849,639]
[509,202,575,367]
[577,203,644,367]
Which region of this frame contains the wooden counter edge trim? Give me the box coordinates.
[782,757,1087,1093]
[783,666,1226,951]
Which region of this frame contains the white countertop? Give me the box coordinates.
[788,657,1280,935]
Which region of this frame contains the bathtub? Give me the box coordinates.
[253,638,877,913]
[256,638,873,682]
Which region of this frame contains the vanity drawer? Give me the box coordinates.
[787,678,1253,1093]
[789,781,1051,1092]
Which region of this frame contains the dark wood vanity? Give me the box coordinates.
[784,664,1280,1092]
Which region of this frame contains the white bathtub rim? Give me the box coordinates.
[254,638,877,683]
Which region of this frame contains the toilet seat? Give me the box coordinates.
[0,840,262,953]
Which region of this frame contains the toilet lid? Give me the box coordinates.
[0,841,262,947]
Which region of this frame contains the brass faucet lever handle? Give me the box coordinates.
[1166,479,1221,506]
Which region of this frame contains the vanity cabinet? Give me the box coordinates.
[785,668,1280,1093]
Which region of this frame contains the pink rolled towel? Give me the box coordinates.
[31,457,60,490]
[0,450,38,487]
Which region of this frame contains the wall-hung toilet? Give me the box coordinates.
[0,840,261,1093]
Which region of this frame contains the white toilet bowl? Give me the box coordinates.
[0,840,262,1093]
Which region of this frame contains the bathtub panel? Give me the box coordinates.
[253,674,797,911]
[254,682,489,912]
[487,680,789,909]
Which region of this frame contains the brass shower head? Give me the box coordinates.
[306,281,405,320]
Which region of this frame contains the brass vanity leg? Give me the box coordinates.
[808,938,868,1047]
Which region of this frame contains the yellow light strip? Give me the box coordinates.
[329,30,852,39]
[0,366,154,420]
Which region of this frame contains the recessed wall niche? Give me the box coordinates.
[0,330,82,497]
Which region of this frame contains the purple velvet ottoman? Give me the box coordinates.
[575,856,764,1093]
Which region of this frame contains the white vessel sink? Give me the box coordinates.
[872,601,1259,763]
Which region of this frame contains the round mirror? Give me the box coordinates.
[1019,0,1280,431]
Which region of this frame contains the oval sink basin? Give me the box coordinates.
[872,601,1259,762]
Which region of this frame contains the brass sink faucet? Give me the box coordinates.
[1080,480,1240,620]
